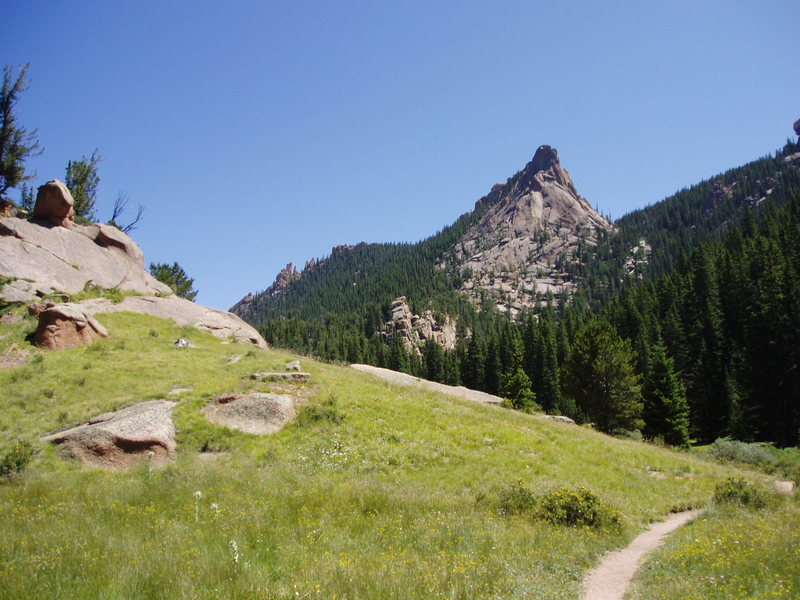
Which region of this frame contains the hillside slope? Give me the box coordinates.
[2,310,795,599]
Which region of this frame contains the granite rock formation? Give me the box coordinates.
[451,145,615,317]
[384,296,457,354]
[0,216,172,302]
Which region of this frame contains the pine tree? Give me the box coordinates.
[0,64,42,198]
[65,150,102,222]
[423,339,445,382]
[561,319,643,434]
[149,262,198,300]
[642,344,690,446]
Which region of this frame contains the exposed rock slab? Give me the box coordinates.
[44,400,177,469]
[0,216,172,298]
[203,392,296,435]
[350,363,503,404]
[77,296,267,347]
[33,302,109,349]
[250,372,310,383]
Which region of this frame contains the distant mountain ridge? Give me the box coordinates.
[231,129,800,360]
[231,144,613,322]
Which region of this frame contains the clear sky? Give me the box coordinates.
[3,1,798,310]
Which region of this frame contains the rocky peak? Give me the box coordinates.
[453,145,616,318]
[266,263,299,296]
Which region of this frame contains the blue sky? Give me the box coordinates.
[3,1,798,310]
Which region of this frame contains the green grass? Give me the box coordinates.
[0,311,788,599]
[629,495,800,599]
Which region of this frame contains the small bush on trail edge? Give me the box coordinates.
[713,477,768,510]
[499,481,621,530]
[0,440,36,480]
[297,394,345,425]
[536,486,622,529]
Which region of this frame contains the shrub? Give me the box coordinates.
[499,481,621,530]
[535,486,621,529]
[499,480,537,515]
[708,438,777,471]
[297,394,344,425]
[713,478,768,509]
[0,440,36,480]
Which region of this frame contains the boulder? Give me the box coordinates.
[32,180,75,228]
[78,296,267,347]
[33,303,109,350]
[203,392,296,435]
[44,400,177,468]
[285,360,301,371]
[0,216,172,298]
[540,415,577,425]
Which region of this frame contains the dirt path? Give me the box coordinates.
[582,509,705,600]
[350,363,504,404]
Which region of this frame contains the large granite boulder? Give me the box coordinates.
[78,295,267,347]
[33,303,109,349]
[32,180,75,228]
[44,400,177,469]
[0,216,172,299]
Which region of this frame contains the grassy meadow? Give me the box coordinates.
[0,310,796,599]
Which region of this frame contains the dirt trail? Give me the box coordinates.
[582,508,705,600]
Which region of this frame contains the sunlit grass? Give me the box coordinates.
[629,495,800,599]
[0,311,781,599]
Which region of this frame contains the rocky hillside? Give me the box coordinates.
[451,145,614,317]
[1,179,266,347]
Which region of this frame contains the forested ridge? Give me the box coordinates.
[237,138,800,446]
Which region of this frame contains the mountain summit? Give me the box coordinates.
[452,145,615,317]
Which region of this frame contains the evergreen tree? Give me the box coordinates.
[386,335,409,373]
[149,262,198,300]
[483,334,501,396]
[462,334,485,391]
[684,246,733,441]
[19,182,33,213]
[0,64,42,198]
[423,339,445,382]
[499,325,537,411]
[642,344,690,446]
[561,319,643,434]
[65,150,102,222]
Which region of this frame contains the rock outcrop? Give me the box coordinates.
[202,392,296,435]
[33,303,109,349]
[0,216,172,301]
[32,180,75,228]
[384,296,457,354]
[77,296,267,347]
[44,400,177,469]
[452,145,616,317]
